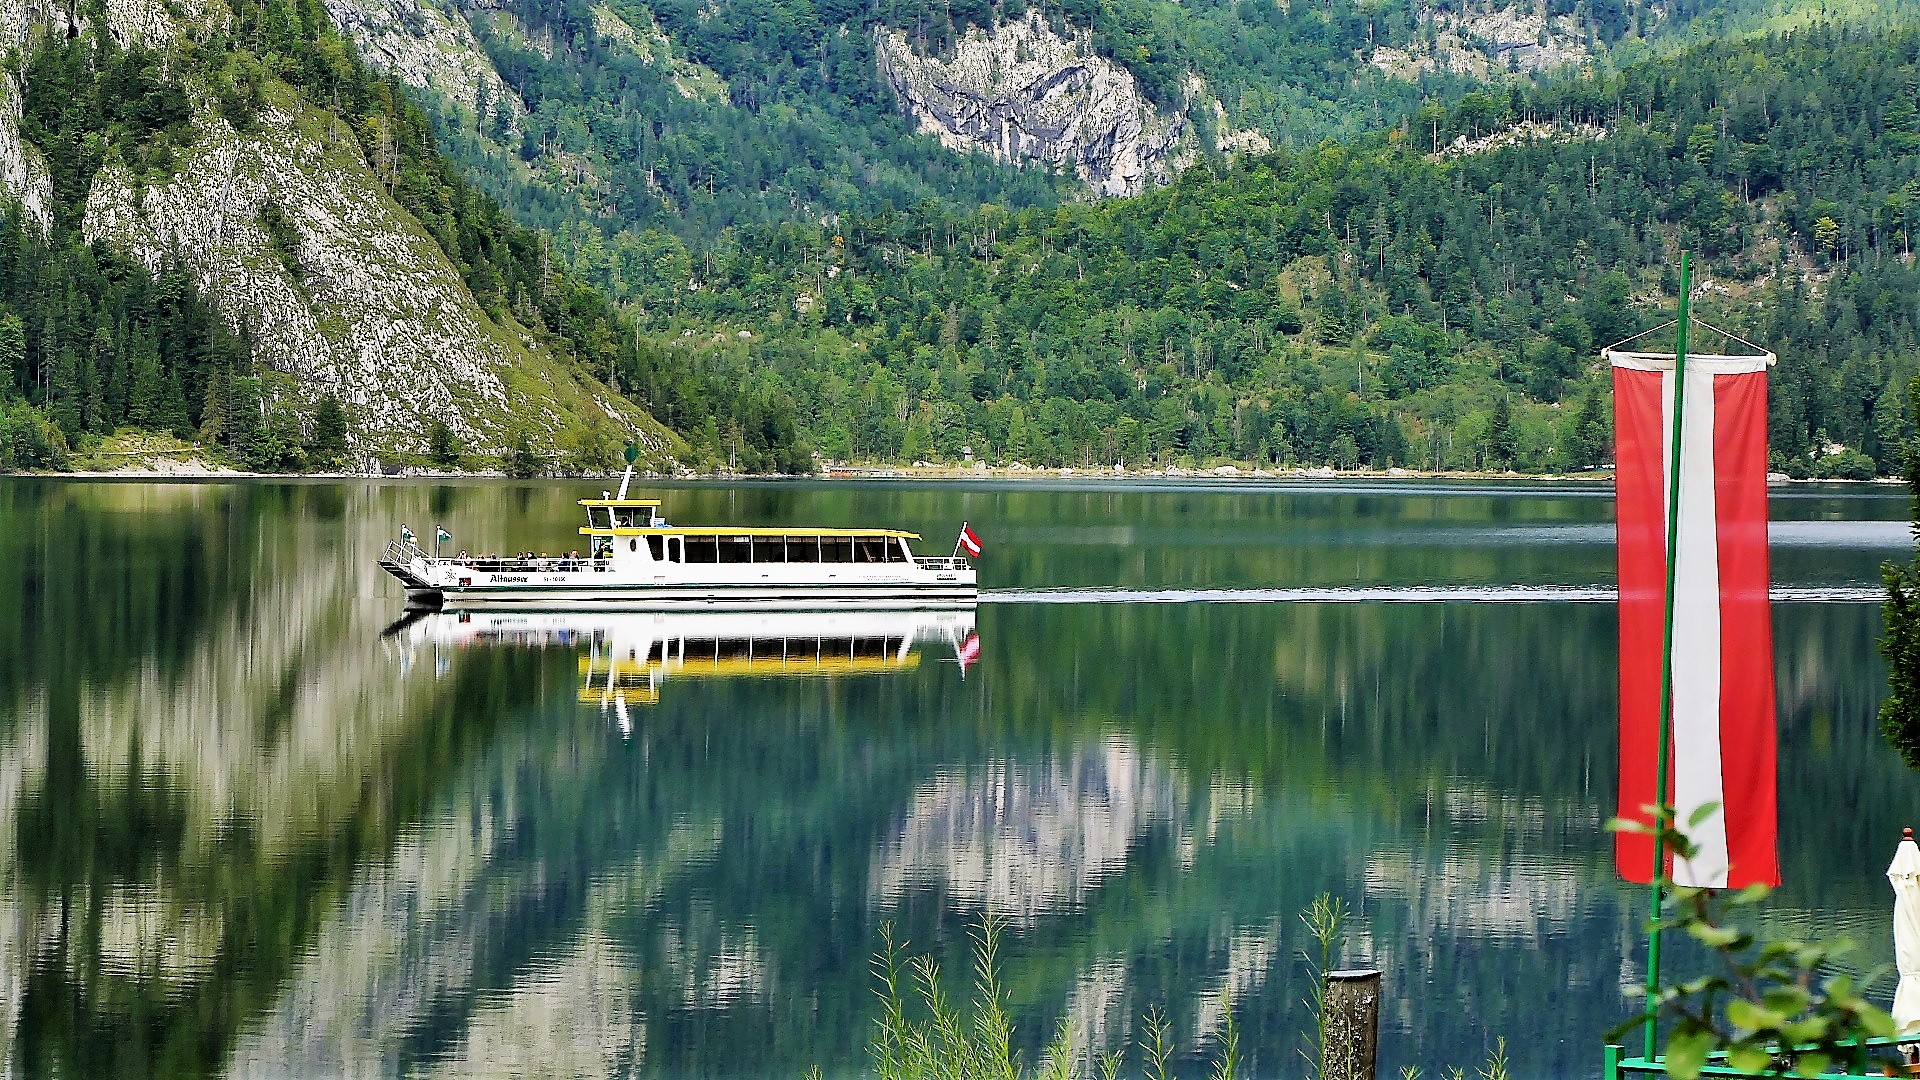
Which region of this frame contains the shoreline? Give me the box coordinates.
[20,461,1903,486]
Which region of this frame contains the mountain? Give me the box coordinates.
[292,0,1919,476]
[0,0,689,469]
[0,0,1915,475]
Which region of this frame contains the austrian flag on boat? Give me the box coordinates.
[1609,341,1780,889]
[957,524,983,558]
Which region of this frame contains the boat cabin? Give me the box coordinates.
[580,497,661,531]
[576,498,922,570]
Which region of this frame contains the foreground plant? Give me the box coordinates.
[868,915,1241,1080]
[1612,805,1896,1079]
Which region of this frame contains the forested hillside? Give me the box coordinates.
[398,0,1846,307]
[386,0,1522,306]
[3,0,1916,476]
[630,22,1920,475]
[0,0,812,472]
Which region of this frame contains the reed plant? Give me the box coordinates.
[868,916,1242,1080]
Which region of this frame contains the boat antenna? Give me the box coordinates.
[616,442,639,501]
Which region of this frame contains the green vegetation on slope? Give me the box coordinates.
[422,0,1497,311]
[0,0,816,472]
[620,23,1919,474]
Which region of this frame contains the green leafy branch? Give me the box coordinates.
[1609,805,1897,1079]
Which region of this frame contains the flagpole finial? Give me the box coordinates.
[1907,827,1914,839]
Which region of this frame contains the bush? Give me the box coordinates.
[1814,448,1877,480]
[427,418,462,467]
[506,430,544,478]
[0,400,69,471]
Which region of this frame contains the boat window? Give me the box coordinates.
[755,536,787,563]
[895,538,914,562]
[718,535,753,563]
[820,536,852,563]
[614,509,636,528]
[851,636,892,660]
[667,536,682,562]
[645,535,665,560]
[684,536,719,563]
[854,537,888,563]
[786,535,819,562]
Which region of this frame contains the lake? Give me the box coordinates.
[0,477,1913,1079]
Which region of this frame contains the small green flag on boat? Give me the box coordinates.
[400,525,415,543]
[437,527,452,544]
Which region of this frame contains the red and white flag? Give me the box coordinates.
[957,524,983,558]
[1612,350,1779,889]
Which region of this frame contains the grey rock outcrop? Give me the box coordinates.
[83,96,599,450]
[874,13,1201,197]
[0,74,50,235]
[873,13,1193,197]
[320,0,525,129]
[0,0,667,455]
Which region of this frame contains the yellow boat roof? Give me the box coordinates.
[580,526,921,539]
[579,498,662,507]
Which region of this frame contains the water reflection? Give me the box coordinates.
[1,478,1914,1080]
[395,608,980,719]
[872,737,1198,922]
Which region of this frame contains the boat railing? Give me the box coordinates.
[913,556,971,571]
[384,540,605,574]
[384,539,429,565]
[461,556,604,573]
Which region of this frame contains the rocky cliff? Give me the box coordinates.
[319,0,526,129]
[82,89,649,452]
[873,13,1263,198]
[0,0,670,456]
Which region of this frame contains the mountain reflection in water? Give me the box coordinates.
[1,478,1914,1080]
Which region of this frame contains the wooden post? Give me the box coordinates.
[1323,969,1383,1080]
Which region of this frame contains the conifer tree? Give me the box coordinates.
[427,418,461,466]
[47,345,79,435]
[127,349,163,429]
[1882,372,1920,770]
[309,396,348,468]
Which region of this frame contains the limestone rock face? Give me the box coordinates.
[0,74,50,235]
[0,0,667,455]
[319,0,525,129]
[872,14,1191,198]
[82,95,649,452]
[1370,4,1590,80]
[874,13,1199,197]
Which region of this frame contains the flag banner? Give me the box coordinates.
[437,527,453,543]
[401,525,415,542]
[1612,350,1779,889]
[958,524,983,558]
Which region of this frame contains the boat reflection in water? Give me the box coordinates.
[395,607,980,720]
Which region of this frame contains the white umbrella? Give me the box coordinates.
[1888,828,1920,1035]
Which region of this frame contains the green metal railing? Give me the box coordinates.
[1607,1038,1919,1080]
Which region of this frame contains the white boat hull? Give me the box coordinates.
[424,584,978,611]
[383,559,977,611]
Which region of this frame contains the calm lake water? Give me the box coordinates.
[0,477,1914,1080]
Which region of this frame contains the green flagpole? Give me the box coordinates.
[1644,250,1693,1062]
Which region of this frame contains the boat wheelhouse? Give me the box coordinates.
[380,495,977,610]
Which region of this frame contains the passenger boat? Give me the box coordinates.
[378,480,977,610]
